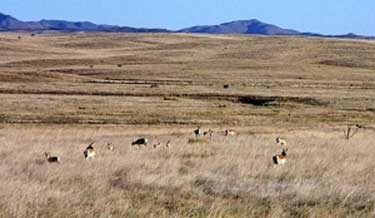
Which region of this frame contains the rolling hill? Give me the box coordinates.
[179,19,299,35]
[0,12,169,32]
[0,12,373,39]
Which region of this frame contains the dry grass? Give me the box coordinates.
[0,33,375,127]
[1,32,375,217]
[187,137,210,144]
[0,125,375,217]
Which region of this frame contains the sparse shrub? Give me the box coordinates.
[180,151,215,159]
[187,137,209,144]
[163,96,178,101]
[192,177,216,196]
[0,114,7,122]
[224,84,230,89]
[178,166,189,175]
[110,168,130,190]
[117,64,122,68]
[150,84,160,88]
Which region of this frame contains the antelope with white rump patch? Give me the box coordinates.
[107,143,114,151]
[272,148,288,165]
[83,142,96,160]
[194,126,203,138]
[203,129,214,140]
[152,142,161,148]
[44,152,60,163]
[276,137,287,147]
[165,140,171,148]
[132,138,148,147]
[224,129,237,137]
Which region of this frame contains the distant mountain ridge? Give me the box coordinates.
[179,19,299,35]
[0,12,169,32]
[0,12,373,39]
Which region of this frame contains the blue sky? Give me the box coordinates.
[1,0,374,35]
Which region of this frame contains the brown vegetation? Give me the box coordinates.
[0,126,374,217]
[0,32,375,217]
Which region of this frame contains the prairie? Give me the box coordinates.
[0,32,375,217]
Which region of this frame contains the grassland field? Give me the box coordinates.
[0,32,375,217]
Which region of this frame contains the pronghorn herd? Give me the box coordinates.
[42,124,371,167]
[44,127,291,166]
[152,140,171,149]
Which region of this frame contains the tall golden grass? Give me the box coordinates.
[1,32,375,217]
[0,125,374,217]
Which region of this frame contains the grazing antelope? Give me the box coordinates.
[203,129,214,140]
[44,152,60,163]
[344,124,362,140]
[194,126,203,138]
[165,140,171,148]
[83,142,96,160]
[152,142,161,148]
[355,124,365,129]
[107,143,114,151]
[276,137,287,147]
[272,148,288,165]
[132,138,148,147]
[224,129,237,137]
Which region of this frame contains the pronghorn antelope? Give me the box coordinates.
[343,124,363,140]
[107,143,114,151]
[83,142,96,160]
[224,129,237,137]
[272,148,288,165]
[132,138,148,147]
[165,140,171,148]
[343,124,375,140]
[203,129,214,140]
[44,152,60,163]
[152,142,161,148]
[194,126,203,138]
[276,137,287,147]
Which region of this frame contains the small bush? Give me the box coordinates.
[163,96,178,101]
[187,138,209,144]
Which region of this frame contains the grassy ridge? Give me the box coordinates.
[0,33,375,126]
